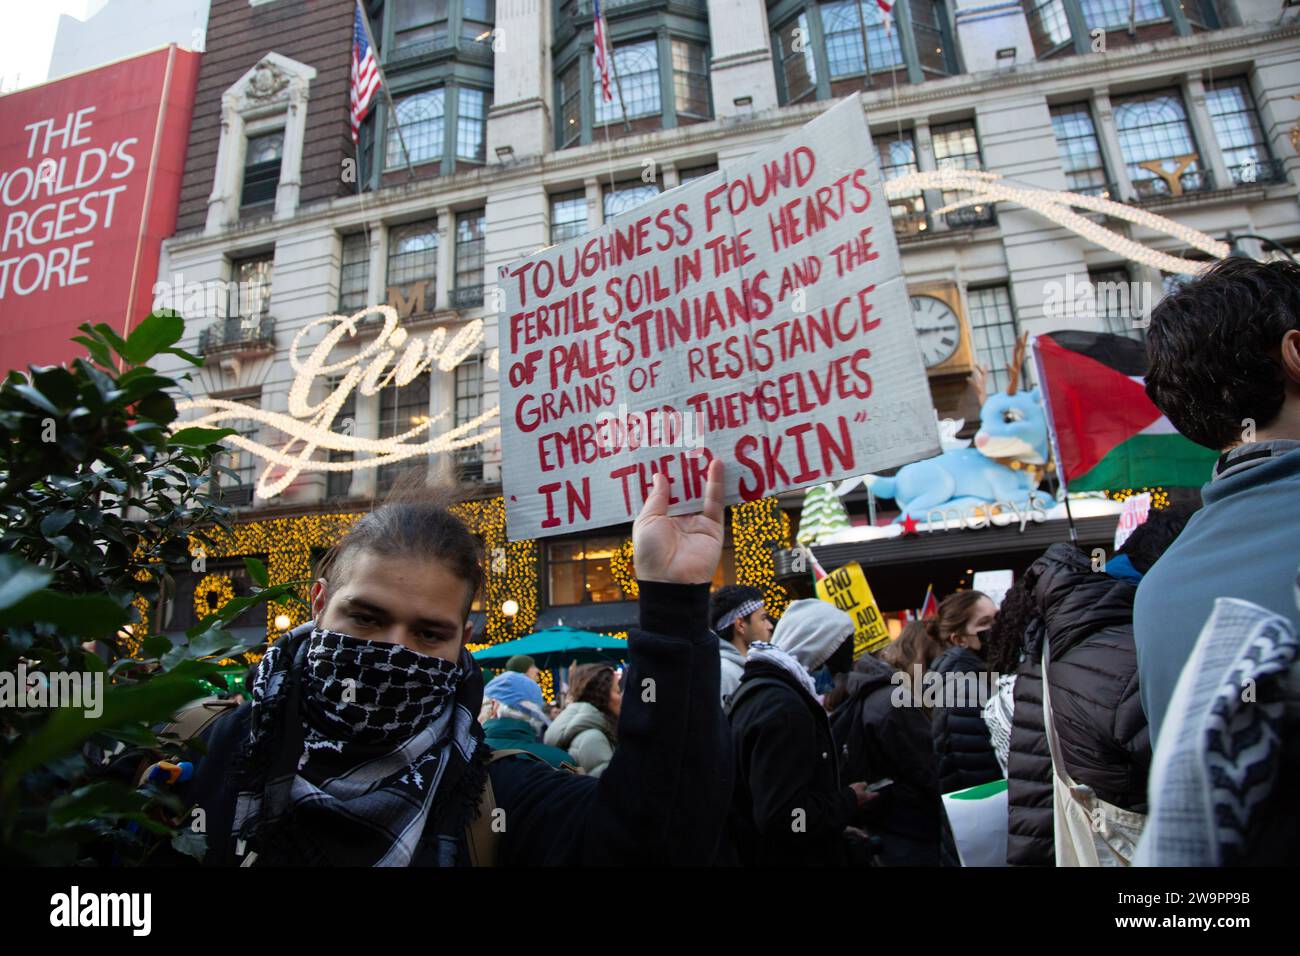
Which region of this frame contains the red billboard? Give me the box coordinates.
[0,45,200,372]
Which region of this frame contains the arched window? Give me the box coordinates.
[768,0,955,105]
[552,0,712,148]
[1021,0,1218,60]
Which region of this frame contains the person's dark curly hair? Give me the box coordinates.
[1117,501,1200,574]
[984,577,1036,675]
[1145,257,1300,450]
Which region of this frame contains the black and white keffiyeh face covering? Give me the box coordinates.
[233,626,487,867]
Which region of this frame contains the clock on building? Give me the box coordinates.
[910,294,963,368]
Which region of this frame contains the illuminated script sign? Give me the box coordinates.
[173,306,500,499]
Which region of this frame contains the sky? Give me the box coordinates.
[0,1,100,94]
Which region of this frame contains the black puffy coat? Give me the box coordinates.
[928,645,1001,795]
[833,654,944,865]
[1006,543,1150,866]
[728,659,858,866]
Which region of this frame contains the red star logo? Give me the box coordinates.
[900,514,920,536]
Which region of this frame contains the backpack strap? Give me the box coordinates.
[465,748,563,867]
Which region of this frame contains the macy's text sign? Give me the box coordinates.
[500,95,939,540]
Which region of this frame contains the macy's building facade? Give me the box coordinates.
[150,0,1300,658]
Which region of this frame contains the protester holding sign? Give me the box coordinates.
[176,462,734,866]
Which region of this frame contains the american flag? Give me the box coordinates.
[592,0,612,103]
[350,2,382,144]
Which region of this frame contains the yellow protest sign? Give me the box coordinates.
[815,560,891,658]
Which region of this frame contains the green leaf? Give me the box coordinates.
[48,781,152,826]
[31,366,79,408]
[0,664,222,799]
[243,556,269,588]
[121,312,184,365]
[162,345,204,367]
[135,391,177,425]
[91,322,131,357]
[169,426,237,447]
[39,509,75,538]
[0,557,53,611]
[141,635,173,659]
[0,590,128,639]
[12,383,61,416]
[71,335,113,369]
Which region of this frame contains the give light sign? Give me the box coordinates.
[500,96,940,540]
[0,46,200,372]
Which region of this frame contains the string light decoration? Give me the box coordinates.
[193,573,235,620]
[733,498,792,620]
[609,538,638,599]
[134,497,789,656]
[449,497,540,646]
[884,169,1229,275]
[1105,487,1171,510]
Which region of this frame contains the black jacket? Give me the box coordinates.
[1007,543,1149,866]
[928,645,1001,795]
[728,659,858,866]
[833,654,943,865]
[179,580,733,866]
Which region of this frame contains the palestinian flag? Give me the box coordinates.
[1032,331,1218,491]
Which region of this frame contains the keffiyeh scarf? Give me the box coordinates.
[232,625,487,867]
[746,640,819,700]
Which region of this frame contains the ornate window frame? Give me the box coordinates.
[206,52,317,234]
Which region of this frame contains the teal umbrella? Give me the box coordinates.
[471,626,629,668]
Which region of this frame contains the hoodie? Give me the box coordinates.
[719,638,745,708]
[772,599,855,673]
[726,599,858,866]
[544,701,615,777]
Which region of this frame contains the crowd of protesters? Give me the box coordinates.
[132,256,1298,867]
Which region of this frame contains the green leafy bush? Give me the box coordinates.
[0,313,305,864]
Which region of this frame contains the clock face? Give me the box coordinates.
[910,295,961,368]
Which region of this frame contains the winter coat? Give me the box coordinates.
[834,654,944,866]
[928,645,1001,795]
[728,658,858,866]
[179,580,733,865]
[719,638,745,709]
[544,701,615,777]
[482,717,574,770]
[1007,543,1149,866]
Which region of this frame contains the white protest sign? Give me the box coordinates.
[1113,492,1152,551]
[499,95,939,540]
[973,569,1015,608]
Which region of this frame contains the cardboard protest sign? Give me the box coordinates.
[815,560,891,659]
[1113,492,1152,551]
[500,95,939,540]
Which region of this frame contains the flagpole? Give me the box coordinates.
[1030,334,1079,545]
[355,0,415,180]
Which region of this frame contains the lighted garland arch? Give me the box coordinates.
[193,573,236,621]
